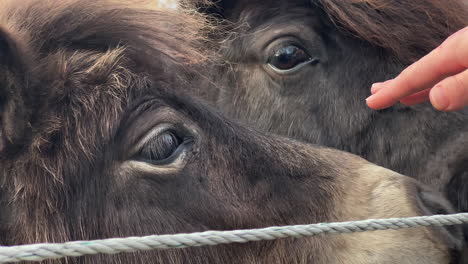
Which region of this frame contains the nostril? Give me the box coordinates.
[446,170,468,243]
[419,191,453,215]
[417,189,465,252]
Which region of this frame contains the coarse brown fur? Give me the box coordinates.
[317,0,468,63]
[0,0,465,263]
[191,0,468,241]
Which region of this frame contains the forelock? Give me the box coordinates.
[316,0,468,63]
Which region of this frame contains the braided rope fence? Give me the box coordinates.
[0,213,467,263]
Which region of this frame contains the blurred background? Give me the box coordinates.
[155,0,178,9]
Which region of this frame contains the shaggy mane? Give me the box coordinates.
[316,0,468,63]
[190,0,468,63]
[0,0,212,65]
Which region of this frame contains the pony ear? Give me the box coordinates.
[0,26,32,153]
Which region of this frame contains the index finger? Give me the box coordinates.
[366,26,468,110]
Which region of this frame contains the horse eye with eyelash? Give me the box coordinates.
[138,130,182,162]
[268,45,314,72]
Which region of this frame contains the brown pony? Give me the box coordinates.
[0,0,465,263]
[192,0,468,239]
[0,0,463,264]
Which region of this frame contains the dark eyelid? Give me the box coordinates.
[130,123,174,158]
[115,106,184,161]
[134,129,180,162]
[114,99,163,147]
[256,23,317,50]
[264,35,306,54]
[133,138,194,166]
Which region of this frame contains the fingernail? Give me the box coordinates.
[366,94,383,109]
[366,94,376,103]
[430,85,450,111]
[371,79,394,94]
[371,83,383,94]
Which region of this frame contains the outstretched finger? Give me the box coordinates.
[399,89,431,106]
[367,26,468,110]
[429,68,468,111]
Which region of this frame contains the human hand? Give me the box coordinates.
[366,26,468,112]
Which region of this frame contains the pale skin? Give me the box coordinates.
[366,26,468,112]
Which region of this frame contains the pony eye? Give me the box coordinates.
[125,122,195,173]
[267,45,314,73]
[138,130,182,163]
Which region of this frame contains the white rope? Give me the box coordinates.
[0,213,467,263]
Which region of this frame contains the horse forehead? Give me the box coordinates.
[227,0,318,21]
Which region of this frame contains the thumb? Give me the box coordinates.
[429,69,468,111]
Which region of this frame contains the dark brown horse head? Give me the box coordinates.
[191,0,468,240]
[0,0,464,263]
